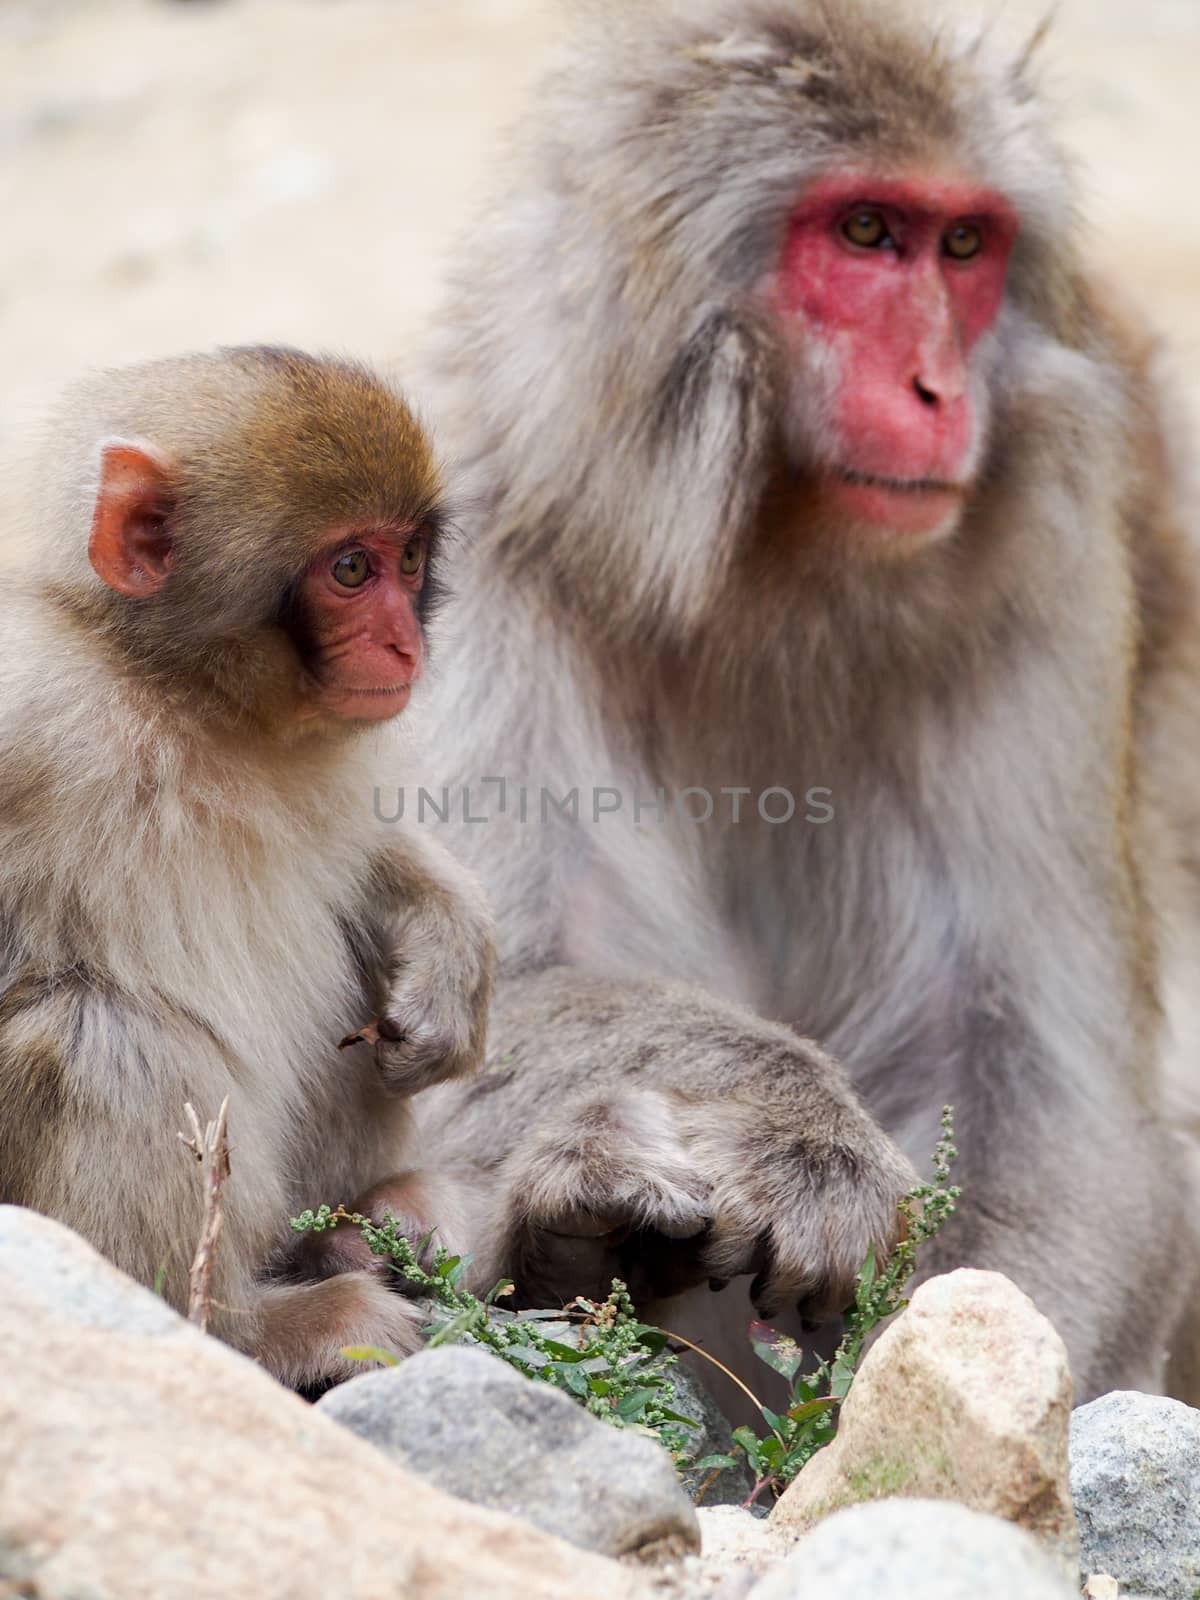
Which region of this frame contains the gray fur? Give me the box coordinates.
[412,0,1200,1400]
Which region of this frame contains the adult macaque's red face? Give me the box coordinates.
[772,171,1018,542]
[296,528,428,721]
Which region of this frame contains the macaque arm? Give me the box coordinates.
[0,978,426,1388]
[248,1274,427,1389]
[421,964,916,1319]
[0,977,208,1296]
[281,1167,472,1282]
[896,950,1189,1396]
[349,833,495,1098]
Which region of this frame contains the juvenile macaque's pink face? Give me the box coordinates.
[296,527,428,721]
[772,171,1018,542]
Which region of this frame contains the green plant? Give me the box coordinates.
[292,1105,958,1498]
[690,1105,961,1505]
[288,1206,697,1458]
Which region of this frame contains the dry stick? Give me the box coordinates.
[657,1324,770,1505]
[178,1096,232,1332]
[657,1324,766,1415]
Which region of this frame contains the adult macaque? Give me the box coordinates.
[0,347,493,1387]
[414,0,1199,1399]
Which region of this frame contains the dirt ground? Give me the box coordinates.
[1,0,1199,465]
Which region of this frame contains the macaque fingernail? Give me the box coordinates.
[338,1020,383,1049]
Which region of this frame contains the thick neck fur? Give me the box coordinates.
[427,314,1144,1104]
[500,308,1134,770]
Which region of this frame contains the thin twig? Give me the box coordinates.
[694,1461,730,1507]
[657,1325,770,1507]
[657,1324,766,1415]
[178,1097,231,1332]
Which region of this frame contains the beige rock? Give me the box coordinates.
[0,1206,649,1600]
[1083,1577,1120,1600]
[771,1269,1078,1574]
[651,1507,799,1600]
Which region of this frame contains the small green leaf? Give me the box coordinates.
[749,1321,806,1381]
[628,1325,669,1354]
[426,1306,483,1348]
[614,1386,660,1420]
[786,1397,836,1425]
[539,1339,588,1363]
[731,1424,765,1466]
[830,1356,856,1402]
[857,1244,876,1299]
[503,1345,550,1368]
[694,1454,740,1472]
[340,1344,400,1367]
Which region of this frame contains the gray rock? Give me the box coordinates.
[1070,1390,1200,1597]
[0,1201,186,1337]
[317,1343,701,1562]
[0,1207,646,1600]
[672,1363,756,1507]
[420,1301,752,1506]
[749,1499,1077,1600]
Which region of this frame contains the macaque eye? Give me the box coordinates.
[841,209,891,249]
[944,222,983,260]
[331,549,371,588]
[400,538,426,577]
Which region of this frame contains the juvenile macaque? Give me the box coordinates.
[413,0,1200,1400]
[0,346,493,1387]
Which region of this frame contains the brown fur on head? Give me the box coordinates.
[42,346,445,728]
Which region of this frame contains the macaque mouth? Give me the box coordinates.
[834,467,964,497]
[823,464,968,538]
[299,667,417,721]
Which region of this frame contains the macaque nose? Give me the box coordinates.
[390,640,422,671]
[913,374,940,407]
[911,333,968,409]
[381,589,425,677]
[909,278,968,409]
[388,635,424,683]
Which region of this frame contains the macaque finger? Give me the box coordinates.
[339,1019,383,1050]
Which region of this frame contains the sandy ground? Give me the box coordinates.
[1,0,1198,463]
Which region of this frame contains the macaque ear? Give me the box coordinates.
[88,439,178,598]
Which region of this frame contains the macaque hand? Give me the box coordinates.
[355,890,493,1098]
[284,1173,451,1292]
[496,1061,915,1323]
